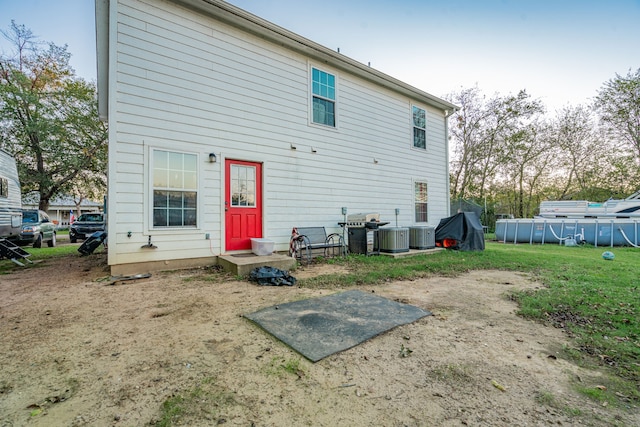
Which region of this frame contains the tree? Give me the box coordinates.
[0,21,107,211]
[546,105,606,200]
[594,68,640,160]
[448,86,491,199]
[447,88,545,216]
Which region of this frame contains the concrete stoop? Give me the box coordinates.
[217,247,444,276]
[218,252,297,276]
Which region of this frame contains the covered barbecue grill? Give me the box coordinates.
[341,213,389,255]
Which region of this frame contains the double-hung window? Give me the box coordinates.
[312,67,336,127]
[414,181,428,222]
[412,106,426,149]
[152,149,197,227]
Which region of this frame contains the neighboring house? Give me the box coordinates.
[95,0,458,275]
[22,193,103,227]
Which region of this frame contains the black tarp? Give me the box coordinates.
[435,212,485,251]
[249,266,297,286]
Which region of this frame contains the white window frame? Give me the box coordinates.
[310,65,337,128]
[230,164,257,208]
[412,105,427,150]
[149,147,199,230]
[414,180,428,223]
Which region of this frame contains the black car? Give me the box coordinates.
[69,213,105,243]
[19,209,57,248]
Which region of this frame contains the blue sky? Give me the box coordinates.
[1,0,638,111]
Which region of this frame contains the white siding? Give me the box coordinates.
[108,0,451,267]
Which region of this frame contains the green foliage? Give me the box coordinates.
[447,72,640,219]
[0,21,107,210]
[594,68,640,159]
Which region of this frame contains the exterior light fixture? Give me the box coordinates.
[209,153,217,163]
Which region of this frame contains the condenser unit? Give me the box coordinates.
[409,226,435,249]
[378,227,410,253]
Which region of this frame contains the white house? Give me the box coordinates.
[95,0,458,275]
[22,193,103,227]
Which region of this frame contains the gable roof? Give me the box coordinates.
[95,0,458,119]
[22,192,103,208]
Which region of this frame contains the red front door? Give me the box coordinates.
[225,159,263,251]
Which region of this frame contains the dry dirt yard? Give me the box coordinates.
[1,252,638,427]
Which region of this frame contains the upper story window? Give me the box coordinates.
[415,181,428,222]
[152,149,197,227]
[312,67,336,127]
[412,106,426,149]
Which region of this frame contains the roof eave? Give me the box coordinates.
[95,0,109,121]
[173,0,458,113]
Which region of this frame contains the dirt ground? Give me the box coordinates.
[1,251,638,426]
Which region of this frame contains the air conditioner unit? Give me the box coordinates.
[409,226,435,249]
[378,227,409,253]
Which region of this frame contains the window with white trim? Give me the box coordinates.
[152,149,197,227]
[415,181,428,222]
[311,67,336,127]
[412,106,426,149]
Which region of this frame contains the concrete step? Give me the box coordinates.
[218,253,296,276]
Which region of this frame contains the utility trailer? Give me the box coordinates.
[0,149,22,241]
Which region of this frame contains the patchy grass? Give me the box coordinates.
[154,377,242,427]
[299,241,640,400]
[265,356,306,378]
[0,243,83,274]
[428,363,473,383]
[535,390,583,416]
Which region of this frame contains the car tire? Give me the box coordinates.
[70,235,77,243]
[33,234,43,248]
[47,233,57,247]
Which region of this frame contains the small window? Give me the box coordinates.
[152,149,197,227]
[415,181,428,222]
[230,164,256,207]
[0,177,8,198]
[312,67,336,127]
[412,106,426,149]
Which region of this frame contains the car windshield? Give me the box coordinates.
[78,213,103,222]
[22,211,38,223]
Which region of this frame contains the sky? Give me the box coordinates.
[0,0,638,111]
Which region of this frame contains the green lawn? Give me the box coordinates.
[302,241,640,400]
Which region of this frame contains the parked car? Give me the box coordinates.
[69,213,105,243]
[19,209,57,248]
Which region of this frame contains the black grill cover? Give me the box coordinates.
[435,212,485,251]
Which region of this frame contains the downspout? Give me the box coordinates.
[444,108,458,217]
